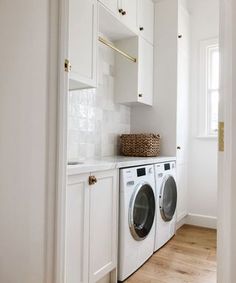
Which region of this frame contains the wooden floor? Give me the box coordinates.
[124,225,217,283]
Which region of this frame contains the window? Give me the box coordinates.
[199,38,219,137]
[206,44,219,135]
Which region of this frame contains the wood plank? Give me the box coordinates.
[124,225,216,283]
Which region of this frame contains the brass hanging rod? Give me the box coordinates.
[98,36,137,63]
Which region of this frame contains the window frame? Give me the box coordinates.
[198,37,219,138]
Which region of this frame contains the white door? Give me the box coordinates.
[98,0,119,16]
[65,174,90,283]
[69,0,97,89]
[120,0,138,33]
[176,5,190,222]
[138,0,154,44]
[138,37,153,106]
[89,170,118,282]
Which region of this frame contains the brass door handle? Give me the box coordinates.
[89,175,97,186]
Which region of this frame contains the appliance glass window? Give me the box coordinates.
[129,183,155,241]
[160,176,177,222]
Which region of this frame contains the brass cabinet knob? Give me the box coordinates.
[177,146,181,150]
[178,34,183,39]
[119,9,123,13]
[64,59,71,72]
[89,175,97,186]
[138,93,143,98]
[139,27,144,31]
[122,10,126,15]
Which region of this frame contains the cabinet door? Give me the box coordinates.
[176,163,188,222]
[89,170,118,282]
[176,5,190,222]
[138,37,153,106]
[98,0,119,16]
[69,0,97,89]
[120,0,138,33]
[138,0,154,44]
[65,174,90,283]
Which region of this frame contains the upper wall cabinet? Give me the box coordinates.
[115,36,153,106]
[98,0,119,16]
[138,0,154,44]
[68,0,97,90]
[118,0,138,33]
[99,0,138,34]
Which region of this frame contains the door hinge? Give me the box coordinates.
[218,121,224,152]
[64,59,71,72]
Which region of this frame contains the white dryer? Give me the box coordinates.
[118,164,156,281]
[154,161,177,252]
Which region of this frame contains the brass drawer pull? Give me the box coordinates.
[89,175,97,186]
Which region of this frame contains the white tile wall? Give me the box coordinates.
[67,45,131,161]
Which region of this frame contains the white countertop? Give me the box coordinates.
[67,156,176,175]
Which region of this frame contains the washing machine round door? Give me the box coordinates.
[159,175,177,222]
[129,182,156,241]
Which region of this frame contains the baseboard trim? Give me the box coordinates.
[185,213,217,229]
[176,213,188,230]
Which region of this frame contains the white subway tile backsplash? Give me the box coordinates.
[67,45,131,160]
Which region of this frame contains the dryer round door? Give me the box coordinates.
[129,182,156,241]
[159,175,177,222]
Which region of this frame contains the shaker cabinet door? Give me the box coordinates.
[138,37,154,106]
[89,170,118,282]
[65,174,90,283]
[69,0,97,89]
[138,0,154,44]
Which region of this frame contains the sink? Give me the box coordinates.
[67,161,84,165]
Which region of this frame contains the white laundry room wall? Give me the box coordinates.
[0,1,58,282]
[67,44,131,161]
[186,0,219,228]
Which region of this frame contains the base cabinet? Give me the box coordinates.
[65,173,89,283]
[89,170,118,282]
[65,170,118,283]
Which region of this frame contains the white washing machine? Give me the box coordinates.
[154,161,177,252]
[118,164,156,281]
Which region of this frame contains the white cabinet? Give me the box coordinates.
[119,0,138,33]
[89,170,118,282]
[176,5,190,222]
[115,36,153,106]
[98,0,119,16]
[138,0,154,44]
[138,37,154,105]
[65,170,118,283]
[65,173,89,283]
[99,0,138,34]
[68,0,97,90]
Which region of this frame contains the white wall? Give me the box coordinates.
[0,1,57,282]
[186,0,219,228]
[131,0,178,156]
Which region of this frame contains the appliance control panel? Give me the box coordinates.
[121,165,154,184]
[155,161,176,174]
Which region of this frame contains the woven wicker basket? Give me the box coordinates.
[120,134,161,157]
